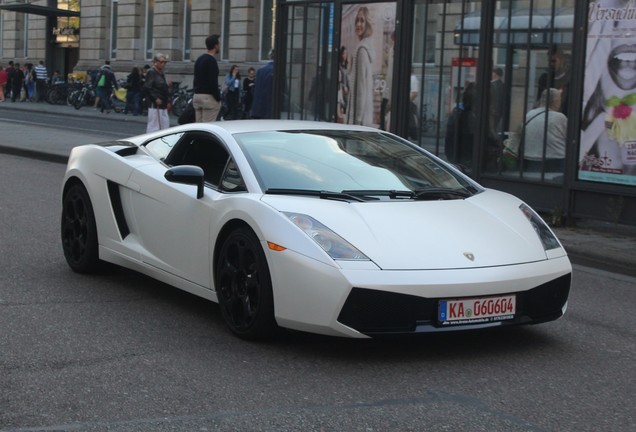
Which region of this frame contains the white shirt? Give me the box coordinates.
[523,108,567,160]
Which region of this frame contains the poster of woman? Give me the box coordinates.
[340,2,396,128]
[580,0,636,186]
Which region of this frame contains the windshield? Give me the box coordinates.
[235,130,480,197]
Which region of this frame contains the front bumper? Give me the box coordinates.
[338,273,570,335]
[267,248,572,338]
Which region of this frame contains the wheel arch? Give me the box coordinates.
[212,218,258,285]
[62,175,86,197]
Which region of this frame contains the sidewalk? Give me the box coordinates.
[1,99,635,277]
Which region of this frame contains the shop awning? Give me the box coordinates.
[0,2,80,18]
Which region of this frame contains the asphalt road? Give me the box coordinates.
[1,152,636,431]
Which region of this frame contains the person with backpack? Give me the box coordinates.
[95,61,118,114]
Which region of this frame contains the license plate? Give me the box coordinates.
[438,295,515,325]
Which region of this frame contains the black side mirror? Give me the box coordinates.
[164,165,205,198]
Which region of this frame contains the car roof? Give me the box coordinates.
[196,120,379,135]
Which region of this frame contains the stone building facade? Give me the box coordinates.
[0,0,274,85]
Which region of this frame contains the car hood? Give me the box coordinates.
[262,190,562,270]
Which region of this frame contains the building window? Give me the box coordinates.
[183,0,192,60]
[23,13,29,58]
[0,12,4,57]
[110,0,118,59]
[222,1,229,60]
[261,0,274,60]
[146,0,155,60]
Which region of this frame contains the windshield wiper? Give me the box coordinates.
[265,188,368,202]
[341,189,415,199]
[413,187,472,200]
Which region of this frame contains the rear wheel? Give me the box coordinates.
[61,183,101,273]
[215,227,276,339]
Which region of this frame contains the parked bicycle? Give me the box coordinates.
[69,83,97,110]
[170,84,193,118]
[46,81,82,105]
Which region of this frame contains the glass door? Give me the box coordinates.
[411,0,483,171]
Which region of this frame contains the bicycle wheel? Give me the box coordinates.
[172,96,187,118]
[68,89,80,108]
[72,90,85,110]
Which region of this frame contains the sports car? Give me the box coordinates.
[61,120,571,339]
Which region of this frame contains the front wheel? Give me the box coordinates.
[215,227,277,339]
[72,91,85,110]
[61,183,101,273]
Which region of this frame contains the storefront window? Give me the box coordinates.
[283,2,335,121]
[411,0,481,169]
[491,0,574,182]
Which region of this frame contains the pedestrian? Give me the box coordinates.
[251,49,275,119]
[95,61,118,114]
[0,65,7,101]
[224,65,242,120]
[523,88,567,173]
[144,53,171,132]
[10,63,23,102]
[5,61,15,100]
[487,66,505,170]
[445,83,476,168]
[23,63,35,102]
[88,68,100,108]
[193,34,222,122]
[51,70,63,85]
[243,67,256,117]
[538,45,570,114]
[34,60,48,102]
[124,66,143,116]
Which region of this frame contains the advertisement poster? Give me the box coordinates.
[339,2,396,128]
[580,0,636,186]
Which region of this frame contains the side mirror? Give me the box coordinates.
[165,165,205,198]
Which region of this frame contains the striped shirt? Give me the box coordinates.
[34,64,48,81]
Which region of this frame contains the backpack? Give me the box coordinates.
[97,72,106,87]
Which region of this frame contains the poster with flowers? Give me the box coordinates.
[579,0,636,186]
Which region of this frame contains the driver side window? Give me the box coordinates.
[163,132,245,191]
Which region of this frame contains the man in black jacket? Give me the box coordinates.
[193,34,221,122]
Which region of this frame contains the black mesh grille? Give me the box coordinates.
[337,273,571,335]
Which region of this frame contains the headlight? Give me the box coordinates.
[284,212,370,260]
[519,203,561,250]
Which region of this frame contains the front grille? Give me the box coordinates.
[337,273,571,335]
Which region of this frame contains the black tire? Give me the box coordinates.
[48,87,67,105]
[215,227,277,339]
[61,183,101,273]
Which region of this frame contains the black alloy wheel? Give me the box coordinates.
[216,227,276,339]
[61,183,100,273]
